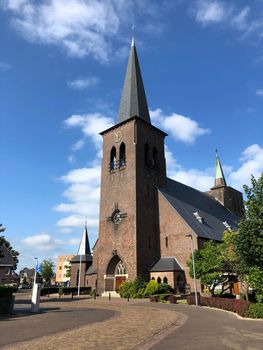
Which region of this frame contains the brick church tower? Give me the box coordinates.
[93,38,167,295]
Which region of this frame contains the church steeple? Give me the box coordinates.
[77,221,91,255]
[214,150,227,187]
[117,36,151,124]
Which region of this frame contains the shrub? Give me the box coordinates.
[247,303,263,318]
[168,295,177,304]
[0,285,15,297]
[154,283,173,295]
[119,281,134,298]
[144,280,159,296]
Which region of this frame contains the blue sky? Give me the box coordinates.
[1,0,263,271]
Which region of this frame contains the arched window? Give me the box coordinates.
[157,277,161,284]
[165,236,168,248]
[119,142,126,168]
[163,277,168,284]
[153,147,158,169]
[151,277,155,280]
[116,260,126,275]
[110,146,117,171]
[144,143,149,166]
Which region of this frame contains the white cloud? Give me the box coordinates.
[195,0,228,24]
[256,89,263,97]
[71,139,85,151]
[67,76,100,90]
[1,0,174,62]
[0,61,11,70]
[191,1,263,48]
[166,143,263,192]
[22,233,78,252]
[229,144,263,190]
[231,6,250,31]
[64,113,114,154]
[165,145,214,191]
[151,108,211,144]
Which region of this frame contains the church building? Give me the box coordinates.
[70,38,243,295]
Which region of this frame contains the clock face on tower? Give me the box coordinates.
[114,130,122,143]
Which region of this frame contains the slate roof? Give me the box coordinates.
[117,39,151,124]
[150,257,183,272]
[77,223,91,255]
[159,178,238,241]
[71,254,93,263]
[86,265,97,275]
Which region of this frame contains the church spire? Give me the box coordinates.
[117,35,151,124]
[77,221,91,255]
[214,150,227,187]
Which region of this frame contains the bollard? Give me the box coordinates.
[127,295,129,302]
[109,292,111,301]
[94,293,96,300]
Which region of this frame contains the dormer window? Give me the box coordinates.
[222,221,232,231]
[193,211,204,224]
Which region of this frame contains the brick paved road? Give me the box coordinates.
[0,294,180,350]
[1,294,262,350]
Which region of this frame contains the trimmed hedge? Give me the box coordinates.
[0,285,15,297]
[187,295,250,317]
[40,286,91,296]
[247,303,263,318]
[149,293,176,303]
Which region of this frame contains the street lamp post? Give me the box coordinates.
[185,234,198,306]
[77,254,82,297]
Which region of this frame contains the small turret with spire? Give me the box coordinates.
[206,150,244,217]
[70,221,93,287]
[214,150,227,188]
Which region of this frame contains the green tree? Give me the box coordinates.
[40,259,55,284]
[0,234,19,270]
[187,240,234,296]
[235,175,263,270]
[234,175,263,301]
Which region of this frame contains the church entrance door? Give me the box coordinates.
[115,276,126,292]
[105,255,128,294]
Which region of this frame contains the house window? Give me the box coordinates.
[157,277,161,283]
[163,277,168,284]
[165,236,168,248]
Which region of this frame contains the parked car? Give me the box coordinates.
[18,284,32,289]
